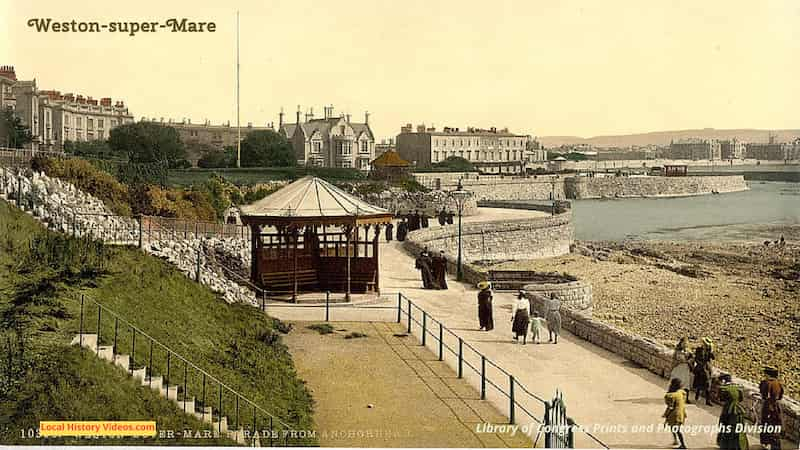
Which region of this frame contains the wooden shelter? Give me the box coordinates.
[239,176,393,301]
[370,150,410,181]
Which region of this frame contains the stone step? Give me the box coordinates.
[174,396,195,415]
[97,345,114,361]
[165,384,179,401]
[143,375,163,392]
[211,416,229,437]
[227,427,246,444]
[71,333,98,349]
[113,354,130,371]
[131,367,147,381]
[194,405,213,424]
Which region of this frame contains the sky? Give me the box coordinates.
[4,0,799,140]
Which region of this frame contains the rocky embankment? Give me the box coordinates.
[0,167,258,305]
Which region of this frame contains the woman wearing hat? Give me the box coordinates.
[759,366,784,450]
[691,338,715,406]
[477,281,494,331]
[511,291,530,344]
[716,373,749,450]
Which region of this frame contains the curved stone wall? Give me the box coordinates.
[406,212,573,262]
[359,189,479,217]
[523,280,593,313]
[564,175,748,199]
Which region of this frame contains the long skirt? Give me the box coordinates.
[717,411,749,450]
[670,363,694,393]
[512,310,530,337]
[546,310,561,335]
[478,302,494,331]
[759,401,782,447]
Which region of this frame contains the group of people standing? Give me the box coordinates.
[414,247,448,290]
[475,283,561,345]
[665,338,787,450]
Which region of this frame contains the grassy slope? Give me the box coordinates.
[0,200,315,445]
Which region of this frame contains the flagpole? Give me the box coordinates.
[236,10,241,168]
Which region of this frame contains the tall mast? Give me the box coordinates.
[236,10,241,168]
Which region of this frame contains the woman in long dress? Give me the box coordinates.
[477,281,494,331]
[716,373,749,450]
[670,337,694,393]
[511,291,530,344]
[546,293,561,344]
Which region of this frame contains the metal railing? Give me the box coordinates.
[76,293,314,446]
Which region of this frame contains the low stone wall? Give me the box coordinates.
[478,200,571,215]
[360,189,478,216]
[564,175,748,199]
[405,212,573,263]
[523,281,593,312]
[524,294,800,442]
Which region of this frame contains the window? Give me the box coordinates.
[340,125,346,134]
[98,119,104,129]
[466,150,472,160]
[360,140,369,153]
[76,117,82,128]
[312,140,322,153]
[339,141,351,156]
[359,159,369,169]
[87,118,94,130]
[340,160,352,168]
[433,151,439,162]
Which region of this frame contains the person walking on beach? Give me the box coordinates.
[511,291,530,344]
[477,281,494,331]
[759,366,784,450]
[663,378,688,449]
[546,293,561,344]
[692,338,715,406]
[716,373,749,450]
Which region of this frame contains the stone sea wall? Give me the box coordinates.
[405,212,573,263]
[523,281,593,312]
[564,175,748,199]
[525,292,800,442]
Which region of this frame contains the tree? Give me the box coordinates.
[63,139,120,159]
[432,156,475,172]
[108,122,188,167]
[198,147,235,168]
[0,108,32,149]
[240,130,295,167]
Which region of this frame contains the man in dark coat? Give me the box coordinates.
[446,212,454,224]
[421,212,429,228]
[415,248,436,289]
[477,281,494,331]
[385,222,394,241]
[432,250,448,290]
[396,219,408,241]
[692,338,715,406]
[438,209,447,226]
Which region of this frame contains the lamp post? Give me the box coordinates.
[449,180,471,281]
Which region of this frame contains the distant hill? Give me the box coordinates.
[538,129,800,148]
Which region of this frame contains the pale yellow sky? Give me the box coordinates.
[4,0,799,140]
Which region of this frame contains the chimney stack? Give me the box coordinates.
[279,107,284,128]
[365,111,370,125]
[296,105,301,124]
[346,113,351,123]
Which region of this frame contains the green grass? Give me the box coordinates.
[0,200,316,445]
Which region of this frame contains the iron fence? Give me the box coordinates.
[75,293,315,447]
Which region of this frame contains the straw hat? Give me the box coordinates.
[477,281,491,290]
[764,366,779,377]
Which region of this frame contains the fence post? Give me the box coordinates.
[113,318,119,361]
[166,352,171,386]
[261,290,266,312]
[138,216,143,249]
[195,245,202,282]
[130,328,136,375]
[218,383,223,436]
[16,177,21,207]
[96,304,101,355]
[509,375,515,424]
[325,291,330,322]
[149,340,153,388]
[544,401,552,449]
[79,294,84,349]
[183,362,188,412]
[458,338,463,378]
[407,299,412,333]
[422,311,427,346]
[438,324,443,361]
[480,355,486,399]
[396,293,401,323]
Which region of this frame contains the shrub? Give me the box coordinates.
[307,324,335,335]
[31,157,132,216]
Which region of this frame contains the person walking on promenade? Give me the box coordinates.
[438,209,447,226]
[396,218,408,242]
[511,291,530,344]
[759,366,784,450]
[692,338,715,406]
[414,248,436,289]
[385,221,394,242]
[716,373,749,450]
[663,378,688,449]
[530,310,547,344]
[670,337,694,396]
[545,293,561,344]
[477,281,494,331]
[432,250,448,290]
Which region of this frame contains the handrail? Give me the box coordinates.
[79,293,299,432]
